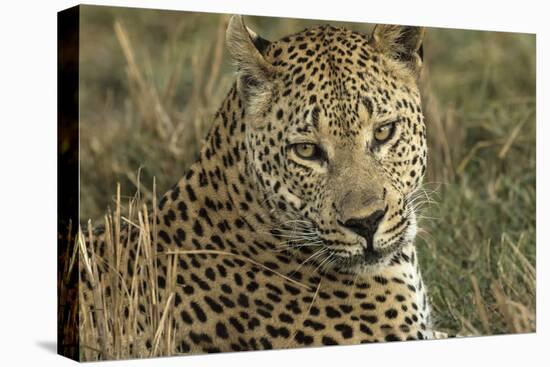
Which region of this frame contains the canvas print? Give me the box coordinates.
[57,5,536,362]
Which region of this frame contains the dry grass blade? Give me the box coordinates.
[469,275,490,334]
[78,227,93,279]
[64,222,79,284]
[204,16,227,98]
[114,20,174,138]
[285,280,322,348]
[491,280,535,334]
[78,223,111,360]
[498,112,531,159]
[442,296,479,336]
[120,216,140,229]
[505,236,535,279]
[150,292,175,357]
[456,140,501,176]
[491,281,516,333]
[138,208,159,335]
[165,249,313,292]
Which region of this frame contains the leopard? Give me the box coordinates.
[80,15,439,359]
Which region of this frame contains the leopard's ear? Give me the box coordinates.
[369,24,425,73]
[226,15,274,113]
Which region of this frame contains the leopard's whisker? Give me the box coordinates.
[292,248,329,274]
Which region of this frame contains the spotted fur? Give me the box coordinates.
[81,15,435,356]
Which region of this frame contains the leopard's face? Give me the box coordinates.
[230,19,427,273]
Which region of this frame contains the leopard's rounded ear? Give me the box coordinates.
[226,15,274,112]
[369,24,425,73]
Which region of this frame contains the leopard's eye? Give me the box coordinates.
[292,143,323,161]
[374,122,396,143]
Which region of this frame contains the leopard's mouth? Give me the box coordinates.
[325,232,409,273]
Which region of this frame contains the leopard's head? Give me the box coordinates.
[227,16,427,273]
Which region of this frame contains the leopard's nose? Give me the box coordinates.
[341,209,385,245]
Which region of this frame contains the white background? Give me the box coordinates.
[0,0,546,366]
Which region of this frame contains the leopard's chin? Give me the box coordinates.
[329,251,392,274]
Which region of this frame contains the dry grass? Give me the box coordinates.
[76,183,167,360]
[64,5,536,361]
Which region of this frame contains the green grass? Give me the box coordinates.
[418,28,536,335]
[78,5,536,338]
